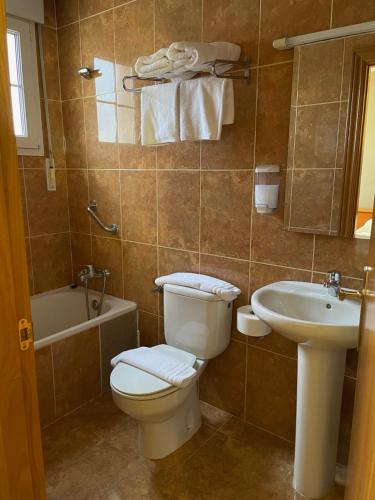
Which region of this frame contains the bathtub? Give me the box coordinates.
[31,285,137,350]
[32,286,138,428]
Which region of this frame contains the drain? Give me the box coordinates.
[326,303,332,309]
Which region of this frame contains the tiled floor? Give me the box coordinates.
[42,394,345,500]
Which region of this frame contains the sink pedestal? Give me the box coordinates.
[293,345,346,499]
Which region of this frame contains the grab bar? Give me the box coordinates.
[87,200,118,235]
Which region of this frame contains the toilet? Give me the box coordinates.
[110,283,233,459]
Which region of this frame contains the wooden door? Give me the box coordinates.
[345,224,375,499]
[0,1,46,498]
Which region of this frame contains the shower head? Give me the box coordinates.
[78,67,102,80]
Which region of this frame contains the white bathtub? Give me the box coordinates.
[31,286,137,350]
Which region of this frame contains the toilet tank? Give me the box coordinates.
[163,284,233,360]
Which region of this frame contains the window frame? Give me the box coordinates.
[6,16,44,156]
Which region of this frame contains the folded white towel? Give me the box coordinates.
[135,48,173,77]
[179,76,234,141]
[111,347,196,388]
[141,81,179,145]
[167,41,241,73]
[155,272,241,302]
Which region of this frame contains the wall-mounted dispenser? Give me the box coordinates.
[254,164,280,214]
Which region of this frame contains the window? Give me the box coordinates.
[6,17,43,156]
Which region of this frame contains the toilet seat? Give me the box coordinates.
[110,344,197,401]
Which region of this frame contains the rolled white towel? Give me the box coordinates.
[167,41,241,72]
[135,48,172,77]
[155,272,241,302]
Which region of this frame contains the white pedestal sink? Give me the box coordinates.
[251,281,360,499]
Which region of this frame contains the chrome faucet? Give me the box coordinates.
[78,265,110,320]
[323,270,341,297]
[323,270,362,301]
[78,264,110,282]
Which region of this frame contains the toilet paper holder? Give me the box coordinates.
[237,305,272,337]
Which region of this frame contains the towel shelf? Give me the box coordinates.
[122,59,251,93]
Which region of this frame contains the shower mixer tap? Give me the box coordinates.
[78,265,110,282]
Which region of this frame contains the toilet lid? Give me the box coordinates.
[110,344,197,397]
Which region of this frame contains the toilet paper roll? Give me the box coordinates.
[237,305,272,337]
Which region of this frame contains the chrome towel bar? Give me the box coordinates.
[87,200,118,235]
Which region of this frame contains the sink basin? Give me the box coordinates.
[251,281,360,349]
[251,281,361,499]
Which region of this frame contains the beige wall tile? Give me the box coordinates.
[71,232,92,279]
[200,340,246,417]
[158,247,199,276]
[155,0,202,47]
[314,236,370,279]
[332,0,375,27]
[80,0,114,19]
[31,233,72,293]
[121,170,157,244]
[114,0,154,89]
[202,0,259,62]
[201,80,256,170]
[158,171,200,251]
[52,327,101,417]
[62,99,87,169]
[123,241,158,314]
[200,254,250,342]
[297,40,344,105]
[44,0,56,27]
[80,11,115,97]
[337,376,356,465]
[42,27,61,100]
[18,169,28,237]
[58,23,82,100]
[139,311,158,347]
[92,236,123,297]
[35,346,55,427]
[157,143,200,170]
[294,103,340,170]
[255,63,293,166]
[88,170,121,237]
[25,170,69,235]
[55,0,78,27]
[84,95,118,168]
[259,0,331,65]
[201,171,252,259]
[48,100,65,169]
[246,346,297,441]
[25,239,34,294]
[289,169,335,232]
[67,170,90,233]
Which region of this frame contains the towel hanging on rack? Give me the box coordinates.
[141,81,179,146]
[180,76,234,141]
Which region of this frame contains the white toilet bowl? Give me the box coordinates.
[111,282,232,459]
[110,345,207,459]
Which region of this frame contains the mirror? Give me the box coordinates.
[284,35,375,239]
[354,67,375,239]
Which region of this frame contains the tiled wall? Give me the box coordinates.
[29,0,375,462]
[285,33,375,235]
[19,0,73,295]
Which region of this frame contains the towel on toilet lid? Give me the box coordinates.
[111,346,197,388]
[155,272,241,302]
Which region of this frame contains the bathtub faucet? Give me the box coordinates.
[78,264,110,283]
[78,265,110,321]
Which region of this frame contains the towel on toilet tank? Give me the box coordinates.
[155,272,241,302]
[111,347,196,388]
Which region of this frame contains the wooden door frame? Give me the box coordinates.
[339,46,375,237]
[0,1,46,498]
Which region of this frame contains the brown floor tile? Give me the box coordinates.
[42,394,345,500]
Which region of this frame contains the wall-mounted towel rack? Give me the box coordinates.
[122,59,251,93]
